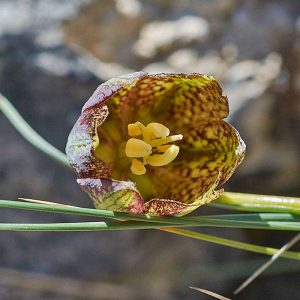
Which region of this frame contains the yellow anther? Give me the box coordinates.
[146,145,180,167]
[156,145,172,152]
[146,123,170,139]
[130,159,146,175]
[126,121,182,175]
[128,122,145,136]
[125,138,152,158]
[148,134,183,147]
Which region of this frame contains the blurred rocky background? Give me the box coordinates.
[0,0,300,299]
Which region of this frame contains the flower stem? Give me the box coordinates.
[215,192,300,215]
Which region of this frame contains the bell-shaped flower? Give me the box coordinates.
[66,72,245,216]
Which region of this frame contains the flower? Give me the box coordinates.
[66,72,245,216]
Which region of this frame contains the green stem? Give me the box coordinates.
[1,219,300,231]
[0,93,70,168]
[0,221,160,231]
[216,192,300,215]
[161,228,300,261]
[1,200,300,223]
[1,200,300,231]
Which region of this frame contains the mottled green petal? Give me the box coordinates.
[78,178,143,214]
[143,178,223,216]
[143,120,245,205]
[66,106,111,179]
[179,120,246,185]
[108,73,229,131]
[66,72,146,213]
[82,71,146,112]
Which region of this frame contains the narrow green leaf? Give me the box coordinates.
[161,228,300,261]
[1,221,300,261]
[1,200,300,231]
[0,93,70,168]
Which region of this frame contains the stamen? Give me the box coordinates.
[131,159,146,175]
[128,122,144,137]
[148,134,183,147]
[125,121,182,175]
[156,145,171,152]
[125,138,152,158]
[145,123,170,139]
[147,145,180,167]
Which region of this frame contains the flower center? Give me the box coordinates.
[125,122,183,175]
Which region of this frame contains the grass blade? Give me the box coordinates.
[1,219,300,232]
[160,228,300,261]
[233,233,300,295]
[1,220,300,261]
[0,93,70,168]
[1,200,300,231]
[189,287,231,300]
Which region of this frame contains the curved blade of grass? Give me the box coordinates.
[189,287,231,300]
[185,258,300,282]
[0,93,70,168]
[233,233,300,295]
[160,228,300,261]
